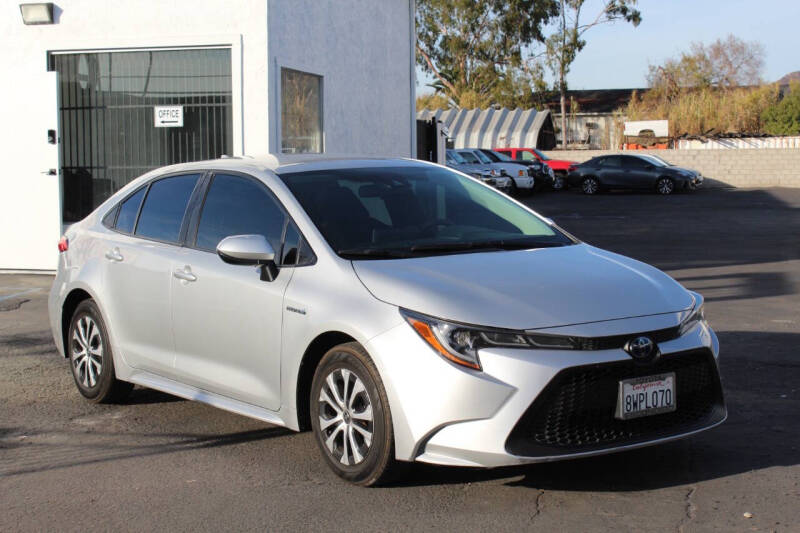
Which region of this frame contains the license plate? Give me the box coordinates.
[615,372,676,420]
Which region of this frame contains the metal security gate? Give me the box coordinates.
[50,48,233,223]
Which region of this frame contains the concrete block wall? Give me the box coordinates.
[542,149,800,188]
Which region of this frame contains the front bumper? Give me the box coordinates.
[368,315,723,467]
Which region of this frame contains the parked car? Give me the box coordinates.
[494,147,577,190]
[445,149,511,193]
[477,148,552,190]
[50,156,725,486]
[567,154,704,195]
[453,149,535,194]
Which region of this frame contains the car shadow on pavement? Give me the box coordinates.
[0,427,293,477]
[125,387,187,405]
[391,330,799,491]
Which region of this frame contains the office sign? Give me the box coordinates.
[154,106,184,128]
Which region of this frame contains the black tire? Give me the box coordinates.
[656,177,675,195]
[67,300,133,403]
[581,176,600,195]
[507,176,519,196]
[552,173,566,191]
[310,342,396,486]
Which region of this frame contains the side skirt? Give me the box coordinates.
[128,371,290,428]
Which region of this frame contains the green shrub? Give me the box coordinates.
[762,82,800,135]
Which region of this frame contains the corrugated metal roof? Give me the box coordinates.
[417,108,552,148]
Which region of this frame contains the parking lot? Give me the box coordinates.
[1,187,798,532]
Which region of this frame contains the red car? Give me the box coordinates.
[494,148,578,190]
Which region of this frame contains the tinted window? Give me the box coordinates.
[623,156,651,169]
[280,221,314,266]
[115,187,146,233]
[603,156,623,167]
[279,166,573,257]
[135,175,200,243]
[458,151,480,164]
[196,173,286,251]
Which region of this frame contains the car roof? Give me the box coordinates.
[141,155,430,176]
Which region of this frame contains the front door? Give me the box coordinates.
[170,173,290,410]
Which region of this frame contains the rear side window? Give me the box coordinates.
[115,187,146,233]
[603,156,623,167]
[135,174,200,243]
[195,173,287,252]
[519,151,537,161]
[623,157,650,169]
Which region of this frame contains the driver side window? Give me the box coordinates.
[195,173,286,252]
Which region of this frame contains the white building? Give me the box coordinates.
[1,0,416,271]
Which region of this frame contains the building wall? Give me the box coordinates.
[0,0,414,270]
[267,0,414,157]
[543,149,800,188]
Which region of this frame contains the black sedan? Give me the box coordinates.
[567,154,703,195]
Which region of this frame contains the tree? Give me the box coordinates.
[647,35,765,90]
[415,0,558,109]
[416,92,451,111]
[544,0,641,148]
[762,82,800,135]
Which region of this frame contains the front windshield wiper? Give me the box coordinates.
[409,239,567,254]
[338,248,413,260]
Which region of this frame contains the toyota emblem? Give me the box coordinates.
[624,336,657,362]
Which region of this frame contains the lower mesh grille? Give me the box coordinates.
[505,349,725,457]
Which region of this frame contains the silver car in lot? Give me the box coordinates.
[49,156,726,486]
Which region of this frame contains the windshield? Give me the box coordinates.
[639,154,671,167]
[473,150,493,164]
[531,148,550,161]
[446,151,466,164]
[458,151,481,164]
[279,165,574,259]
[489,150,513,162]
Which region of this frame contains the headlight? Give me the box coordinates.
[518,169,525,177]
[490,169,498,176]
[679,302,706,336]
[401,310,580,371]
[548,167,555,177]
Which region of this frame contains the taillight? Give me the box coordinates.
[58,236,69,253]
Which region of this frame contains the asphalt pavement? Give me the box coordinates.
[1,187,798,532]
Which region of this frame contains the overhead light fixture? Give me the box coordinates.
[19,3,55,25]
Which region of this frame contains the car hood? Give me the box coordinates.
[666,166,698,178]
[352,243,693,330]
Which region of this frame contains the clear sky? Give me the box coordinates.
[416,0,800,93]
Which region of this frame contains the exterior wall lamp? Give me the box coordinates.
[19,3,55,25]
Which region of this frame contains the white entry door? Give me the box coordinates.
[0,70,60,270]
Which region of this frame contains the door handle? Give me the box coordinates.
[173,266,197,282]
[104,248,123,262]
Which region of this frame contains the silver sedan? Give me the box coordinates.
[49,157,725,485]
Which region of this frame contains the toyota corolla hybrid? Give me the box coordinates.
[49,156,725,486]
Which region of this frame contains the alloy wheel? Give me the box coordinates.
[582,177,599,195]
[318,368,374,465]
[71,315,103,388]
[657,178,675,195]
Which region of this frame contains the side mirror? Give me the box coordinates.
[216,234,279,281]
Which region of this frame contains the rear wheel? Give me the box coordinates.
[581,177,600,195]
[310,342,396,486]
[68,300,133,403]
[656,177,675,195]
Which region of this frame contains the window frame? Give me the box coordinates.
[279,67,324,155]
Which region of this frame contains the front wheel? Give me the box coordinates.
[656,177,675,195]
[68,300,133,403]
[310,342,396,486]
[552,174,566,191]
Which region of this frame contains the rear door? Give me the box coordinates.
[169,172,291,410]
[102,173,202,378]
[597,156,625,187]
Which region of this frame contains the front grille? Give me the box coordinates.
[569,325,680,351]
[505,349,725,457]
